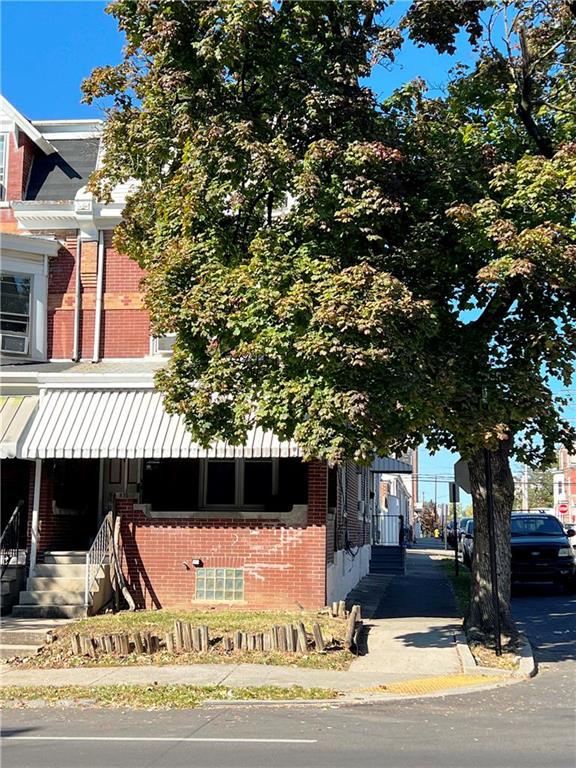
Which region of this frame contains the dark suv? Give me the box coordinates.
[511,514,576,591]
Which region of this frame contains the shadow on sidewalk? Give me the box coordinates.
[369,549,460,621]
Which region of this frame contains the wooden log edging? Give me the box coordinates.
[69,617,341,658]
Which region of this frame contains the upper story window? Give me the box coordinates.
[0,133,7,200]
[151,333,176,356]
[0,273,31,355]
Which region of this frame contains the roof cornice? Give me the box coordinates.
[0,95,58,155]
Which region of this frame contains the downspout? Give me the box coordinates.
[92,230,104,363]
[72,235,81,361]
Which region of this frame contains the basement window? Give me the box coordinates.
[195,568,244,601]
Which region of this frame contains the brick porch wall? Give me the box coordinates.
[25,460,64,554]
[116,460,328,610]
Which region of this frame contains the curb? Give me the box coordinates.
[513,636,537,679]
[454,629,537,679]
[0,678,518,711]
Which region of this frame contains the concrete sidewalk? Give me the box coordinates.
[0,547,469,693]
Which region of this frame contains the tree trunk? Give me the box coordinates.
[466,441,516,640]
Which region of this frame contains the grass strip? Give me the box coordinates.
[0,684,339,709]
[441,558,471,617]
[16,609,352,671]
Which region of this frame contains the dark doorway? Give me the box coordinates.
[0,459,30,547]
[52,459,100,550]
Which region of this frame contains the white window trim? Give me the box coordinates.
[0,132,8,201]
[150,332,176,357]
[0,254,48,360]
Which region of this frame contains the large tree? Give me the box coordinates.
[84,0,575,641]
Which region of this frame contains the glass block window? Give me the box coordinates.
[195,568,245,602]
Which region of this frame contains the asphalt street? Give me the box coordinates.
[2,585,575,768]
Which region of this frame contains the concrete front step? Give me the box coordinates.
[0,629,53,645]
[19,590,85,606]
[26,577,85,591]
[11,604,87,619]
[33,563,86,578]
[43,551,87,565]
[0,643,43,660]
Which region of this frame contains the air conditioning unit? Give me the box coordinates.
[0,333,29,355]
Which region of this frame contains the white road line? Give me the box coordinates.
[3,736,317,744]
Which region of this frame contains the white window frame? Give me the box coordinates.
[0,133,8,200]
[150,332,176,357]
[0,271,32,357]
[0,254,48,360]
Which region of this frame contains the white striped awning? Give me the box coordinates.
[21,389,301,460]
[0,395,38,459]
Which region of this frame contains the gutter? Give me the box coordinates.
[92,230,105,363]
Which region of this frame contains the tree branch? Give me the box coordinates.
[469,277,523,336]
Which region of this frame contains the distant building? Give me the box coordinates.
[553,448,576,525]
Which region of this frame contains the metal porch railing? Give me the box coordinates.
[1,501,25,578]
[84,511,113,609]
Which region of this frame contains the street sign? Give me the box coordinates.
[558,502,569,515]
[449,482,460,504]
[454,459,471,494]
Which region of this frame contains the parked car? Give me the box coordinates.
[457,517,472,543]
[511,514,576,591]
[461,519,474,567]
[446,520,457,547]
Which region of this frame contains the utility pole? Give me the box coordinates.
[522,464,529,511]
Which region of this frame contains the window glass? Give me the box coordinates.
[0,274,31,355]
[243,460,273,505]
[511,516,563,536]
[142,459,200,511]
[206,461,236,505]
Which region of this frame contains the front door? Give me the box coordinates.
[52,459,100,550]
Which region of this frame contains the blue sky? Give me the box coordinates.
[1,1,572,503]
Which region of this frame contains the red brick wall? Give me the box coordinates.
[332,462,370,552]
[116,460,328,610]
[48,236,77,359]
[5,131,35,201]
[47,230,150,359]
[26,461,60,555]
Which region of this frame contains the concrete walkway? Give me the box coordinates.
[0,546,466,693]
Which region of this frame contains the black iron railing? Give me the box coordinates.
[1,501,25,578]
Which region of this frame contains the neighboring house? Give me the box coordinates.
[0,95,411,617]
[553,448,576,526]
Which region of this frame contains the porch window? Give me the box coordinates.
[0,273,31,355]
[201,458,275,509]
[142,457,307,513]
